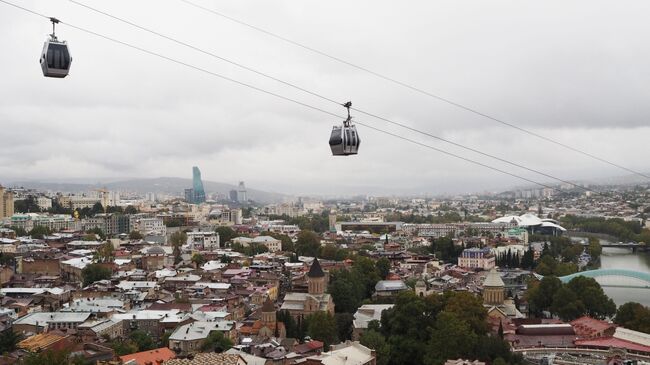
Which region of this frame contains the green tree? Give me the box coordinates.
[527,276,562,315]
[170,231,187,264]
[129,230,143,240]
[0,329,22,353]
[587,237,602,260]
[20,348,71,365]
[425,311,477,365]
[14,196,41,213]
[277,310,298,338]
[295,230,321,257]
[360,330,390,365]
[81,264,112,286]
[200,331,233,352]
[306,312,339,350]
[335,313,354,341]
[521,248,535,269]
[86,227,106,240]
[130,330,155,351]
[94,242,114,263]
[566,276,616,319]
[28,225,51,239]
[615,302,650,333]
[124,205,138,215]
[376,258,391,279]
[215,226,237,244]
[191,253,206,267]
[551,286,584,321]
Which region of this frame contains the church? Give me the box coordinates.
[280,258,335,318]
[483,268,524,320]
[239,297,286,338]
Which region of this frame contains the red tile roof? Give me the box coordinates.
[575,337,650,354]
[120,347,176,365]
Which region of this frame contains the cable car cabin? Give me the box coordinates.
[40,39,71,78]
[329,125,360,156]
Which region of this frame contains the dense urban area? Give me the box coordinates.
[0,169,648,365]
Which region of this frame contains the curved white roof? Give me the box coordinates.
[492,213,542,227]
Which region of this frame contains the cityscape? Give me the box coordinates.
[2,1,650,365]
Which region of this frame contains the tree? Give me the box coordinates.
[376,258,391,279]
[0,329,22,353]
[81,264,112,286]
[86,227,106,240]
[527,276,562,315]
[20,348,71,365]
[192,253,206,267]
[588,237,603,260]
[521,248,535,269]
[615,302,650,333]
[306,312,338,350]
[130,330,155,352]
[277,310,298,338]
[215,226,237,244]
[551,286,584,321]
[170,231,187,264]
[425,311,477,365]
[566,276,616,319]
[129,230,143,240]
[335,313,354,342]
[200,331,233,352]
[295,230,321,257]
[14,196,41,213]
[360,330,390,365]
[95,242,114,263]
[28,225,51,239]
[124,205,138,215]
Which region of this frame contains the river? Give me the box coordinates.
[570,235,650,306]
[599,246,650,307]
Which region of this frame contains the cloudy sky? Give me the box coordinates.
[1,0,649,196]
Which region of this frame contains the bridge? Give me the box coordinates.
[558,269,650,288]
[577,240,645,252]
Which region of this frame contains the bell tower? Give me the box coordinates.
[307,258,326,295]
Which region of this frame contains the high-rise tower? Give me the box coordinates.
[191,166,206,204]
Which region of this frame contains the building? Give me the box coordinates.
[483,269,523,319]
[352,304,394,340]
[119,347,176,365]
[303,341,376,365]
[237,181,247,203]
[458,248,495,270]
[0,186,14,219]
[185,166,206,204]
[187,231,220,250]
[239,298,286,338]
[164,353,246,365]
[13,312,92,334]
[131,217,166,236]
[252,236,281,252]
[168,320,236,356]
[280,258,335,318]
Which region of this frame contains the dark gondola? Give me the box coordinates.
[39,17,71,78]
[329,101,360,156]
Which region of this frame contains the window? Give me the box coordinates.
[47,43,70,70]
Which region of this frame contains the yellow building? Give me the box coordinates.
[0,186,14,219]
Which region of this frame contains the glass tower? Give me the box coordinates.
[191,166,206,204]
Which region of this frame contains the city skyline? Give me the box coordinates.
[1,0,649,195]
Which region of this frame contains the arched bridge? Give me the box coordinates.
[559,269,650,288]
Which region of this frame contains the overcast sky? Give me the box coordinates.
[1,0,649,196]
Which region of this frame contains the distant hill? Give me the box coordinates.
[9,177,289,204]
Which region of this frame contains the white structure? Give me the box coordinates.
[131,217,166,236]
[252,236,281,252]
[352,304,394,340]
[187,231,220,250]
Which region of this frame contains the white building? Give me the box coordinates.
[187,231,220,250]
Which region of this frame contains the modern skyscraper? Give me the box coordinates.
[237,181,247,203]
[185,167,206,204]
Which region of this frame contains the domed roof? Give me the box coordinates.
[146,245,166,255]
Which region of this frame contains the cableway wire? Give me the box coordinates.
[0,0,588,196]
[67,0,599,195]
[178,0,650,181]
